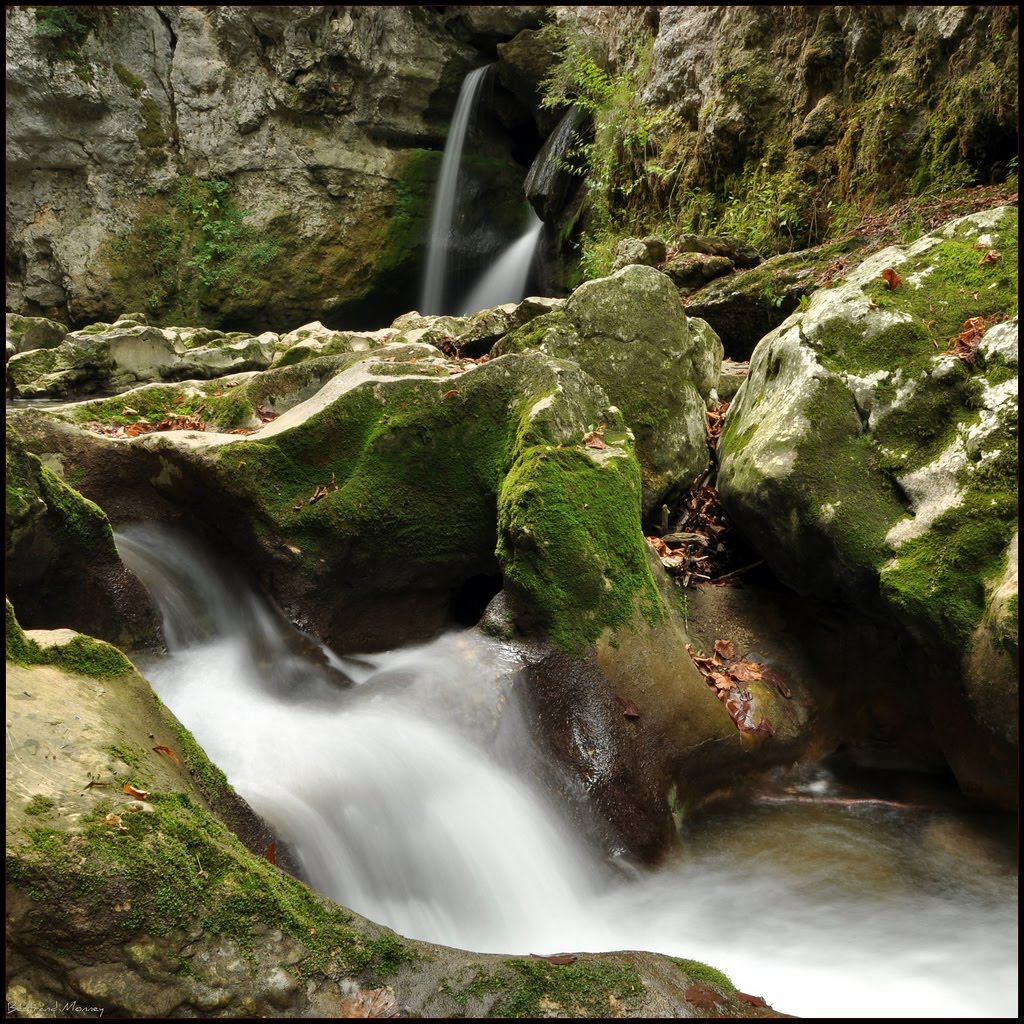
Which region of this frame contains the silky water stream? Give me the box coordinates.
[116,523,1018,1019]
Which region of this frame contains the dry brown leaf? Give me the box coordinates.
[123,783,150,800]
[727,660,762,684]
[103,813,129,833]
[881,267,901,289]
[440,389,459,400]
[979,249,1001,265]
[264,841,277,865]
[620,697,640,718]
[338,987,401,1018]
[122,406,139,416]
[736,992,769,1008]
[685,983,725,1010]
[713,638,736,661]
[531,953,578,965]
[152,745,181,768]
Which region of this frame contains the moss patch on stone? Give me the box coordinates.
[6,600,134,679]
[671,958,736,992]
[444,957,644,1018]
[7,790,413,981]
[497,446,662,654]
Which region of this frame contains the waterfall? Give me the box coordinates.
[115,521,1019,1018]
[525,106,586,221]
[460,211,544,315]
[419,66,491,316]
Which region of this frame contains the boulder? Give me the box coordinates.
[5,313,67,359]
[662,252,734,294]
[685,247,830,360]
[497,265,721,512]
[717,206,1018,807]
[5,423,158,648]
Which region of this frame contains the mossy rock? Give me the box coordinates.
[496,265,720,513]
[5,423,158,648]
[718,207,1018,807]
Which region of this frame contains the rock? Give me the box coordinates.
[673,235,761,269]
[662,252,734,293]
[611,238,660,272]
[686,246,839,359]
[497,265,719,512]
[5,424,158,648]
[496,27,560,135]
[5,313,68,357]
[717,207,1018,808]
[4,7,535,330]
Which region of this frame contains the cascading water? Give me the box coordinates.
[116,522,1018,1018]
[460,211,544,315]
[419,66,545,317]
[419,66,491,316]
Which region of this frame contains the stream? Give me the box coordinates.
[116,523,1018,1019]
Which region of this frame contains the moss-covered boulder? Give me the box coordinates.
[5,423,158,648]
[5,313,68,360]
[7,320,284,398]
[5,613,786,1019]
[718,206,1018,807]
[496,265,721,513]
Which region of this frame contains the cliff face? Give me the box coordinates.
[5,6,543,330]
[540,4,1018,272]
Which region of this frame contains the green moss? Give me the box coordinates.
[671,958,736,991]
[6,600,44,666]
[377,149,439,276]
[137,97,166,150]
[497,446,662,655]
[100,178,284,328]
[48,635,135,679]
[8,791,414,982]
[169,719,231,799]
[24,795,57,817]
[882,485,1017,647]
[446,957,644,1018]
[5,600,133,679]
[112,62,144,97]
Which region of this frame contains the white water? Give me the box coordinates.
[419,66,490,316]
[460,212,544,315]
[117,523,1018,1019]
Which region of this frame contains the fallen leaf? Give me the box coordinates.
[338,987,401,1018]
[123,783,150,800]
[620,698,640,718]
[978,249,1000,265]
[736,992,769,1008]
[264,841,277,865]
[121,406,139,416]
[761,665,792,698]
[440,389,459,400]
[881,267,901,289]
[727,660,762,684]
[292,499,304,510]
[713,638,735,661]
[152,745,181,768]
[103,813,129,833]
[685,983,725,1010]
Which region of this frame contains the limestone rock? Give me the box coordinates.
[4,6,533,330]
[685,247,830,359]
[497,265,719,512]
[5,424,158,648]
[717,207,1019,807]
[5,313,68,359]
